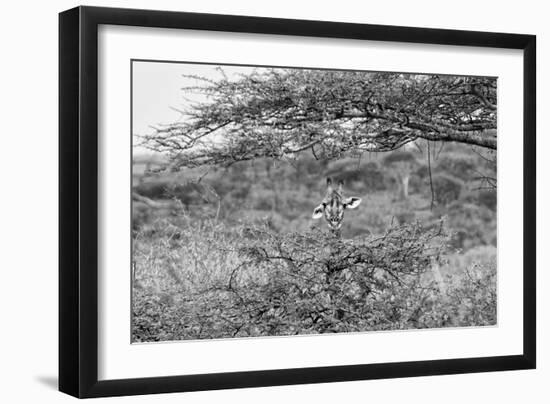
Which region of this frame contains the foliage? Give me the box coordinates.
[477,189,497,210]
[382,150,419,199]
[326,158,386,192]
[431,173,463,205]
[444,201,497,250]
[132,218,496,341]
[139,69,497,169]
[131,67,499,343]
[133,143,495,245]
[435,153,477,181]
[383,150,418,166]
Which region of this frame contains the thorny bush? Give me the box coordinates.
[133,219,495,341]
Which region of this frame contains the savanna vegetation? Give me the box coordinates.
[132,67,497,342]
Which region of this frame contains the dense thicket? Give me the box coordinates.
[133,220,495,341]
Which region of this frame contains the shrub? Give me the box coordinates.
[382,150,418,166]
[431,174,463,205]
[435,153,477,181]
[477,189,497,211]
[444,202,496,250]
[325,159,386,192]
[441,262,497,326]
[227,221,447,335]
[132,220,460,341]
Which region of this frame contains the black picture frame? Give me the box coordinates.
[59,5,536,398]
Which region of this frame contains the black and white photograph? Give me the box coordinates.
[131,61,498,343]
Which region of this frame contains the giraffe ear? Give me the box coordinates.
[312,204,324,219]
[344,197,362,209]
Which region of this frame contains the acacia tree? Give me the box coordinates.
[140,68,496,170]
[383,150,419,199]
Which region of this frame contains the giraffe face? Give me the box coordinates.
[325,199,345,230]
[312,178,362,232]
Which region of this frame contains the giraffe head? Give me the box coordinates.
[312,178,362,233]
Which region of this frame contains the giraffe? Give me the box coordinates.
[312,178,362,236]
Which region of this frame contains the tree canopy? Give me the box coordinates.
[140,68,497,169]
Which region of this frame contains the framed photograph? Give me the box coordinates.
[59,6,536,398]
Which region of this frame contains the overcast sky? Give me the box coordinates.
[132,61,258,151]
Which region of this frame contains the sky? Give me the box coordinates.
[132,61,256,153]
